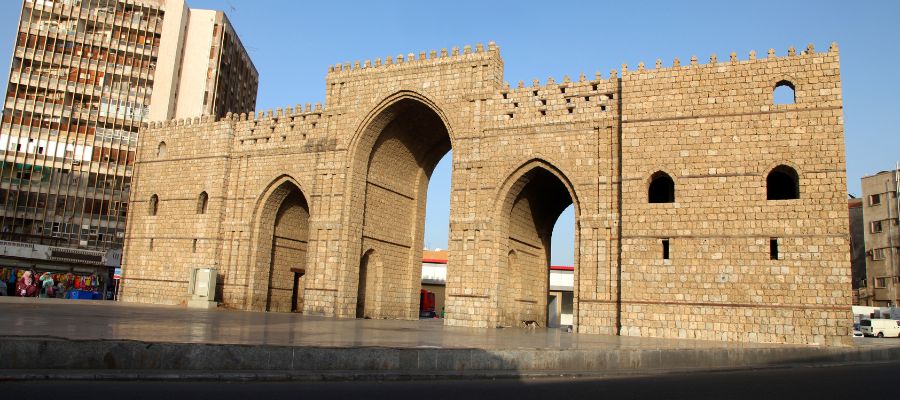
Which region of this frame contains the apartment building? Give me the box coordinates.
[861,167,900,307]
[0,0,257,290]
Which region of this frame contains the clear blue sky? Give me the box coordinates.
[2,0,897,266]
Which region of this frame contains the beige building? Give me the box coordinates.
[860,168,900,306]
[122,42,851,346]
[149,7,257,121]
[0,0,256,286]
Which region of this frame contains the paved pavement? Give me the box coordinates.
[1,297,899,380]
[0,296,782,350]
[4,362,900,399]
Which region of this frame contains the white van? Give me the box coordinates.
[860,319,900,338]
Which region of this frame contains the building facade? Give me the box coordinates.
[861,168,900,307]
[0,0,256,291]
[849,197,869,304]
[122,42,851,346]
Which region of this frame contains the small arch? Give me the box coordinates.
[157,141,167,157]
[766,165,799,200]
[197,191,208,214]
[773,80,795,105]
[148,194,158,216]
[648,171,675,203]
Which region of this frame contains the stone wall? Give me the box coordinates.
[122,42,851,345]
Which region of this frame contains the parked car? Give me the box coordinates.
[852,323,863,337]
[860,319,900,338]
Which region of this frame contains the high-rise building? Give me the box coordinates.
[860,167,900,307]
[0,0,257,293]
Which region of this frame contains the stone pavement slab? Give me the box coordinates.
[1,298,897,380]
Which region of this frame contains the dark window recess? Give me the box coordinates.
[648,172,675,203]
[770,238,779,260]
[766,165,799,200]
[197,192,208,214]
[662,239,670,260]
[149,194,159,216]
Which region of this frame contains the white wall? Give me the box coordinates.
[173,10,216,119]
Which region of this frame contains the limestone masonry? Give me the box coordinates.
[121,42,851,346]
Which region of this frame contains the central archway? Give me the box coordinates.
[496,160,579,329]
[348,93,453,320]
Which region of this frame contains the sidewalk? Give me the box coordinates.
[1,297,898,380]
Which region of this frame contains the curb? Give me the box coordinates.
[2,336,900,381]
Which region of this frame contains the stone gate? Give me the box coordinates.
[121,42,852,345]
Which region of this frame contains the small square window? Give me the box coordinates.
[871,220,883,234]
[872,248,886,261]
[875,277,889,288]
[869,194,881,206]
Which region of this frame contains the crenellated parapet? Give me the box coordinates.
[326,41,501,77]
[618,42,837,76]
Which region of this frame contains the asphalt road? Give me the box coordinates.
[3,362,899,399]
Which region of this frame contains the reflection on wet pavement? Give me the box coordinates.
[0,297,820,350]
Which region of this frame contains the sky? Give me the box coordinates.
[1,0,897,266]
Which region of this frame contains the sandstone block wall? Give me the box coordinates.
[122,43,851,345]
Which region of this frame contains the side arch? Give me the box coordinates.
[493,157,584,222]
[491,158,583,329]
[245,174,312,311]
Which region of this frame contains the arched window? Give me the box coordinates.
[773,80,795,105]
[149,194,159,216]
[766,165,799,200]
[648,171,675,203]
[197,191,208,214]
[157,141,167,157]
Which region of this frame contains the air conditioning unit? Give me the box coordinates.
[187,267,218,309]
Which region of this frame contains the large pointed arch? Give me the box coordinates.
[340,91,456,320]
[246,175,311,312]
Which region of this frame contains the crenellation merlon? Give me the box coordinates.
[619,43,839,76]
[326,41,500,77]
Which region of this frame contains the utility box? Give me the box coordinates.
[187,267,218,309]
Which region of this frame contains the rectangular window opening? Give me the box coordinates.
[770,238,779,260]
[869,194,881,206]
[662,239,670,260]
[192,238,197,253]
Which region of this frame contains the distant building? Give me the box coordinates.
[0,0,256,293]
[860,168,900,307]
[419,249,573,327]
[849,197,867,304]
